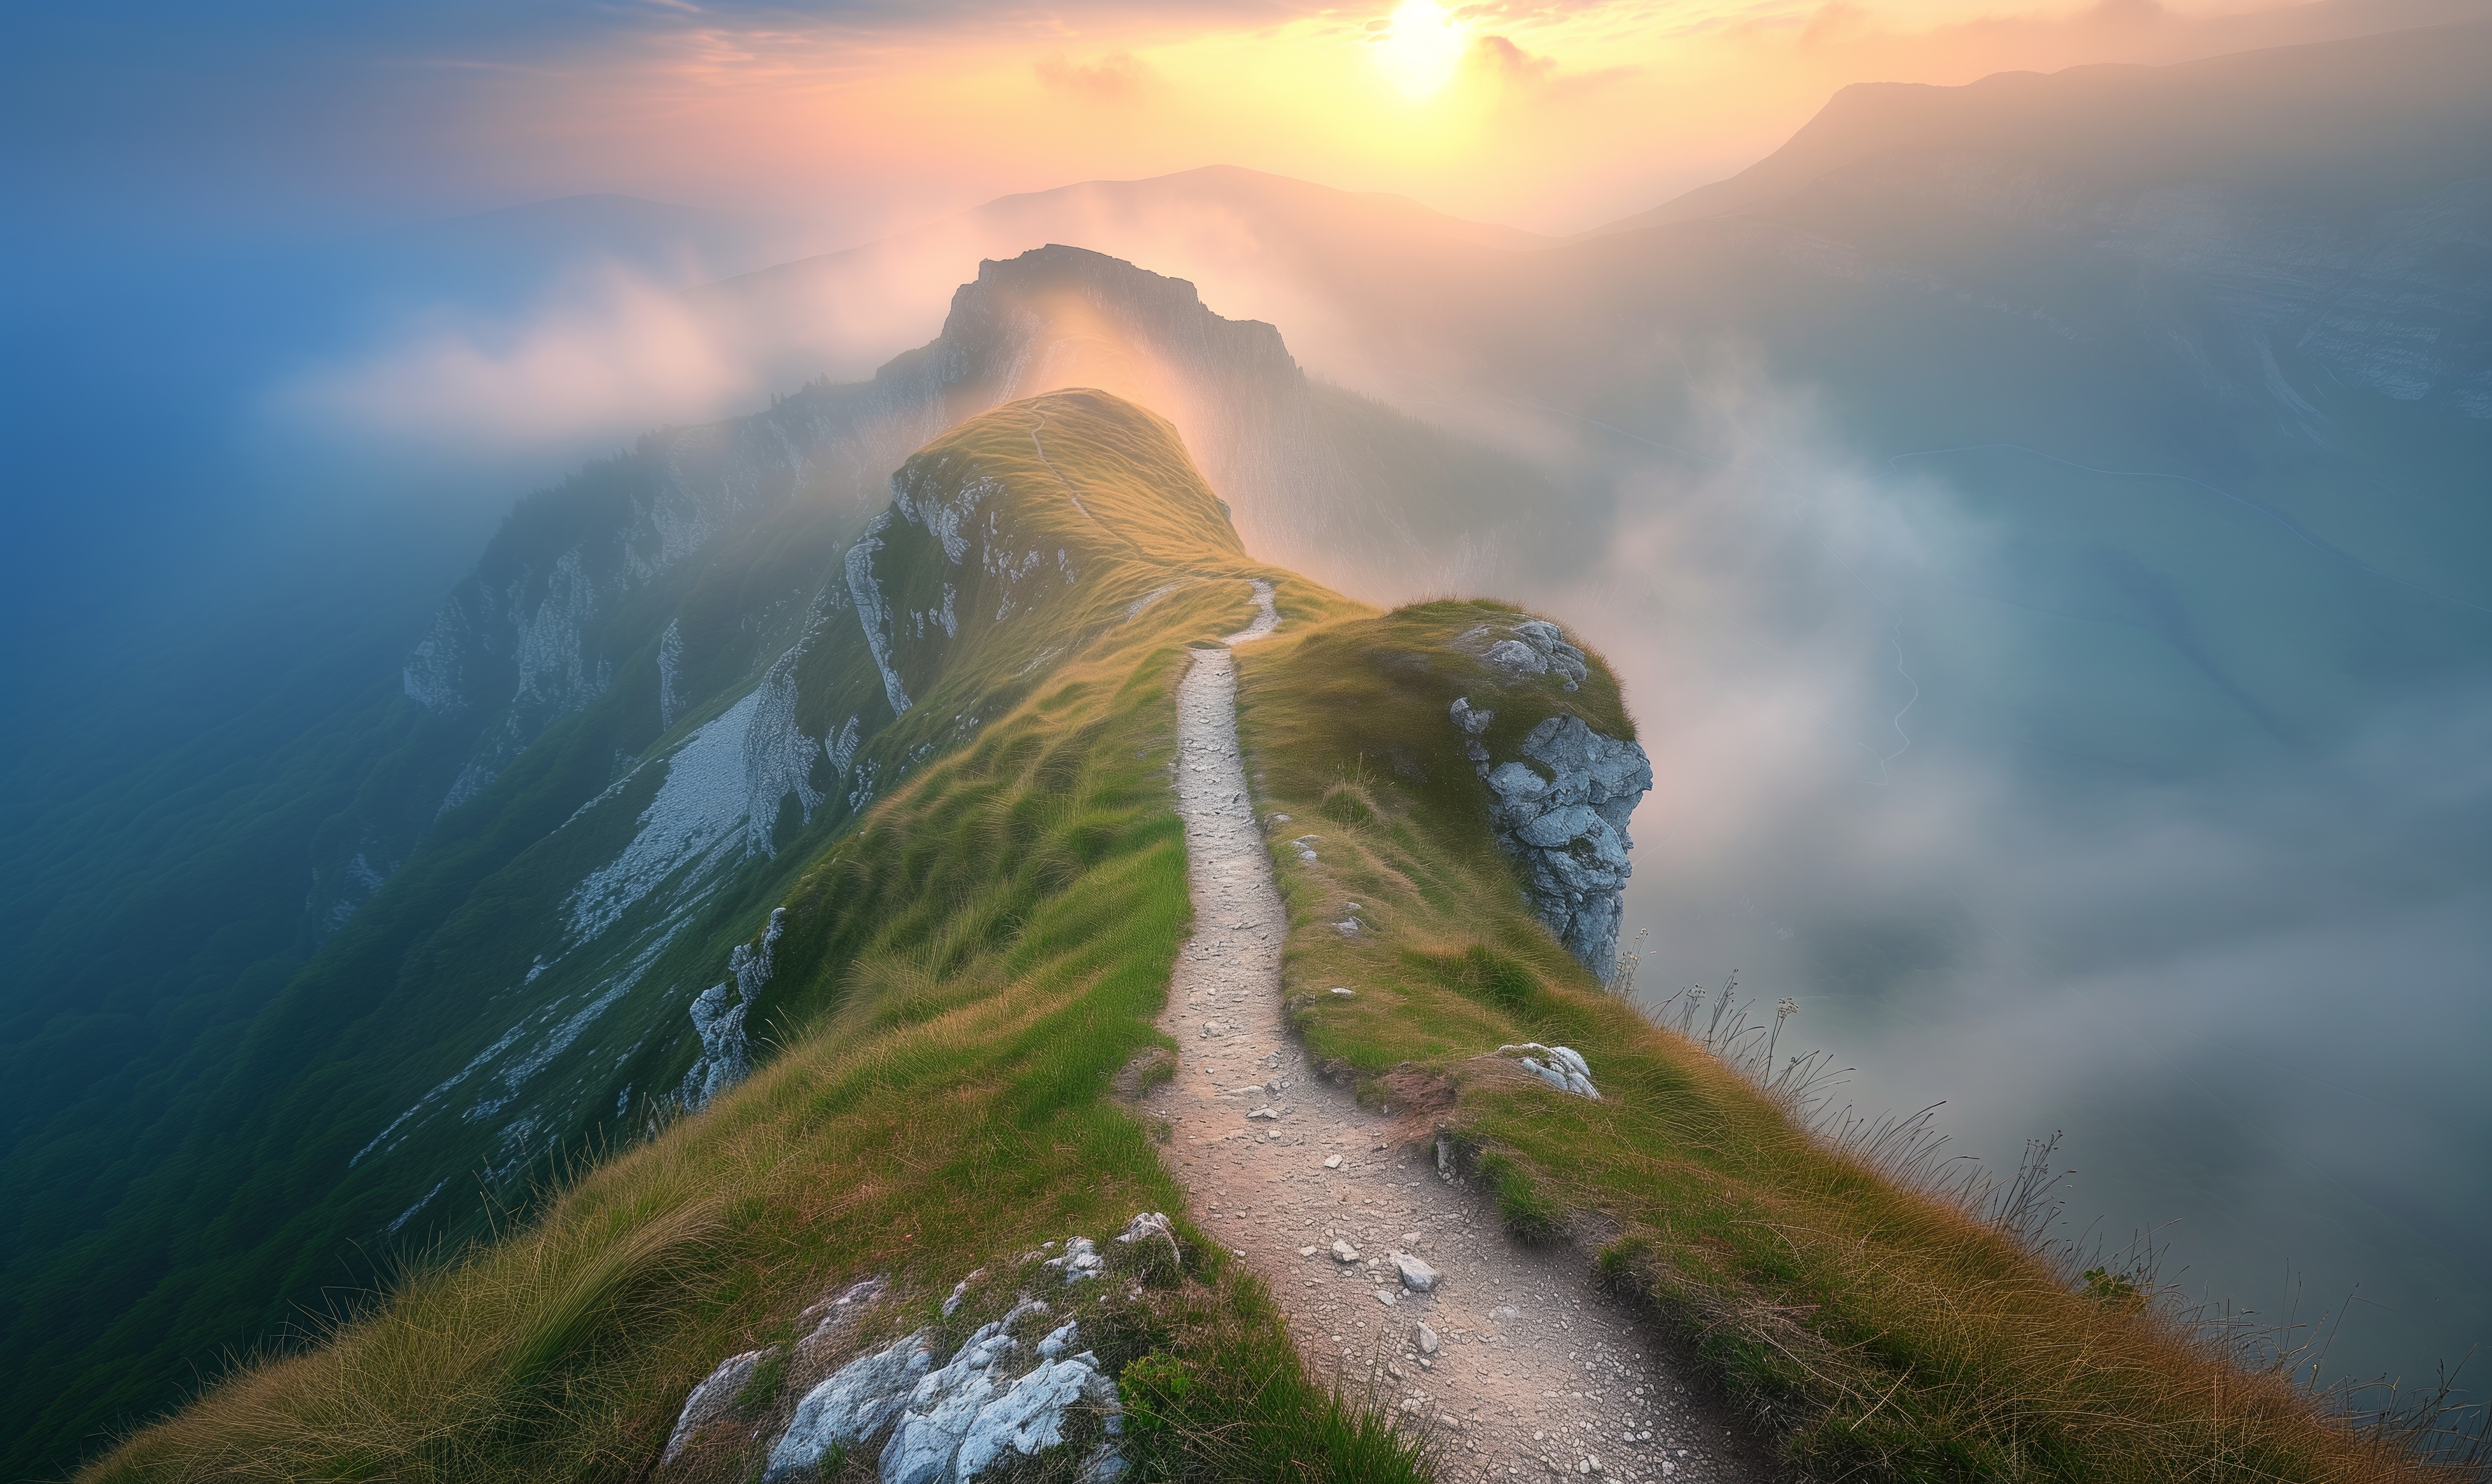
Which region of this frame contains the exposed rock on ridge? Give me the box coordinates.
[682,906,780,1110]
[1451,623,1652,972]
[375,245,1339,931]
[349,390,1245,1255]
[662,1227,1163,1483]
[336,245,1532,975]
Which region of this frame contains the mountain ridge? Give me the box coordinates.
[1582,19,2492,237]
[71,390,2454,1484]
[0,248,1449,1475]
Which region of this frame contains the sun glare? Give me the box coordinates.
[1374,0,1468,99]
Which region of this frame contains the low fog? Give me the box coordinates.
[2,201,849,739]
[1515,376,2492,1389]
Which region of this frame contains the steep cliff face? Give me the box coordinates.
[394,248,1345,789]
[331,387,1250,1247]
[335,248,1320,941]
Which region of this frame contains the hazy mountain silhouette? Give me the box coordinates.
[1590,21,2492,235]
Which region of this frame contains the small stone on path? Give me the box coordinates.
[1393,1252,1440,1292]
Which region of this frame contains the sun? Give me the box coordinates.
[1373,0,1469,99]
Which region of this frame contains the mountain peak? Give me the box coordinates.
[875,244,1298,429]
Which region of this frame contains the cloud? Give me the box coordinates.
[1035,49,1166,101]
[271,261,761,453]
[1798,2,1872,51]
[2079,0,2170,29]
[1510,364,2492,1384]
[1467,34,1557,85]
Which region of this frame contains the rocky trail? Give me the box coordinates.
[1145,581,1768,1483]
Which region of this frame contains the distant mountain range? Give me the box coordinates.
[694,26,2492,752]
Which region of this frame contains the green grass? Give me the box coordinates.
[0,454,886,1478]
[1230,600,2457,1482]
[77,395,1426,1483]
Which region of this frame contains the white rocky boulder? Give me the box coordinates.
[951,1353,1120,1478]
[1043,1235,1104,1282]
[876,1302,1043,1482]
[1114,1211,1174,1246]
[764,1332,938,1480]
[873,1303,1124,1484]
[747,1226,1169,1482]
[1467,620,1590,690]
[664,1346,775,1465]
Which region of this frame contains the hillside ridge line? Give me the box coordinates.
[1147,580,1762,1483]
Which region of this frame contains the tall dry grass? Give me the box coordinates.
[84,575,1425,1482]
[90,1193,726,1481]
[1233,597,2482,1482]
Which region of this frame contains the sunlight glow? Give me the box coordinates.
[1373,0,1469,99]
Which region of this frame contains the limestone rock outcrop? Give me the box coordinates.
[1449,623,1653,973]
[680,907,782,1111]
[1471,619,1590,691]
[667,1232,1140,1484]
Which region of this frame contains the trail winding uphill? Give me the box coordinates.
[1148,581,1766,1484]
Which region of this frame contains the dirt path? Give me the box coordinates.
[1146,581,1768,1484]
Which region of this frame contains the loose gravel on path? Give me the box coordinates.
[1145,581,1769,1483]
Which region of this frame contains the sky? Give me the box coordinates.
[8,0,2472,627]
[10,0,2482,242]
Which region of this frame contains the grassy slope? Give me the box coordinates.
[76,392,1424,1483]
[1234,601,2447,1482]
[0,492,878,1474]
[76,391,2438,1483]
